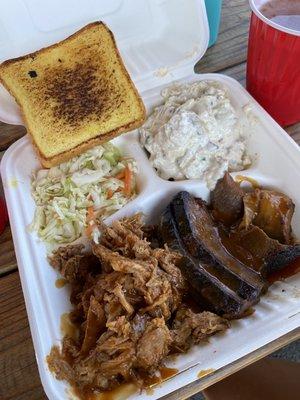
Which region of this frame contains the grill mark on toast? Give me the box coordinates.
[44,63,124,126]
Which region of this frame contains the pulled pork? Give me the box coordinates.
[47,214,229,394]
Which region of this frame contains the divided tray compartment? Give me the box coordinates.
[1,73,300,400]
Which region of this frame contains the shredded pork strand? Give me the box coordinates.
[47,214,229,395]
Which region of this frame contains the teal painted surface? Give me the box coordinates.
[205,0,222,47]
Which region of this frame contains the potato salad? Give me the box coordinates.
[140,80,251,189]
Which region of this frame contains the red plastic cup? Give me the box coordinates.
[246,0,300,127]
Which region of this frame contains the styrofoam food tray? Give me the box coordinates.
[1,73,300,400]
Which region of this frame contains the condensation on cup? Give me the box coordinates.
[246,0,300,127]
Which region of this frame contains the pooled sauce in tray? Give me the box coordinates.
[72,383,138,400]
[143,367,179,387]
[235,175,260,188]
[142,367,179,395]
[197,368,215,379]
[159,367,178,381]
[55,278,68,288]
[71,368,179,399]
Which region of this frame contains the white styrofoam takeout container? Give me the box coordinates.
[1,1,300,399]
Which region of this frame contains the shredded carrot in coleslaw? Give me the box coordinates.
[29,143,138,249]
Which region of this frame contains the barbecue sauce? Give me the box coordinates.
[235,175,260,188]
[159,367,179,381]
[268,257,300,284]
[197,368,215,378]
[72,383,137,400]
[71,368,178,399]
[219,228,263,272]
[144,367,179,394]
[55,278,67,288]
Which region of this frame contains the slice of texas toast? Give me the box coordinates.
[0,22,146,167]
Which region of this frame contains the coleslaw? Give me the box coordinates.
[29,143,137,248]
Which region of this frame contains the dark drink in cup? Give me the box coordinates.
[260,0,300,27]
[246,0,300,127]
[261,0,300,30]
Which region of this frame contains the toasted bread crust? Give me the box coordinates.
[36,118,144,168]
[0,22,105,68]
[0,22,146,168]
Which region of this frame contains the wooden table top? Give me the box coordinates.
[0,1,299,399]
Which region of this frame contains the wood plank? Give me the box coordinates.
[0,271,46,400]
[0,149,18,277]
[195,0,250,73]
[286,123,300,145]
[0,225,17,276]
[217,62,247,86]
[0,121,26,151]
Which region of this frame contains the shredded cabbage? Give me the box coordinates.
[29,143,137,248]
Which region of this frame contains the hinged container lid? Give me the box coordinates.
[0,0,209,125]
